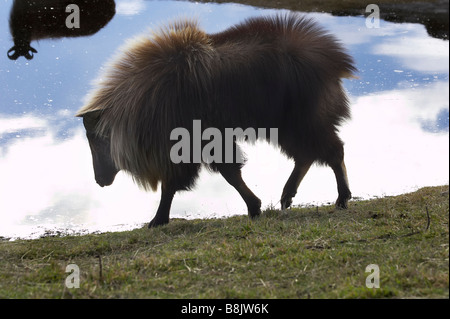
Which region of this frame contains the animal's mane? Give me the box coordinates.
[76,18,208,118]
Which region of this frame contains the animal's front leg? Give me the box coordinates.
[148,183,176,228]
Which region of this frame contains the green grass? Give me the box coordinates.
[0,186,448,298]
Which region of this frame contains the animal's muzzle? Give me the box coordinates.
[95,175,115,187]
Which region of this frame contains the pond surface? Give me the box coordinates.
[0,0,448,239]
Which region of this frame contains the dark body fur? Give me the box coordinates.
[77,14,356,227]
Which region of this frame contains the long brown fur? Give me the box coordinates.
[77,13,356,226]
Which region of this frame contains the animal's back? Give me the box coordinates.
[211,14,355,79]
[207,14,356,134]
[81,13,355,130]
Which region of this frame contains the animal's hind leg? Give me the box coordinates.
[280,159,314,210]
[324,136,352,209]
[214,163,262,219]
[332,159,351,209]
[148,182,176,228]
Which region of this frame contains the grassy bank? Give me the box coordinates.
[0,186,448,298]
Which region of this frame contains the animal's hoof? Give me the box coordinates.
[335,193,351,210]
[249,208,261,219]
[248,198,262,219]
[148,217,169,228]
[335,202,348,210]
[280,196,292,210]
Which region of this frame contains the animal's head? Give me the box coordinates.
[77,110,120,187]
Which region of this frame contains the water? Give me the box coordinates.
[0,0,448,239]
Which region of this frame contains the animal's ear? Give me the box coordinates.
[75,109,102,119]
[77,109,103,131]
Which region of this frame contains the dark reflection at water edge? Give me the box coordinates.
[7,0,116,60]
[193,0,449,40]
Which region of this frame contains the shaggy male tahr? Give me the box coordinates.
[76,14,356,228]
